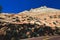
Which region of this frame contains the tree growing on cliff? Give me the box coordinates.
[0,6,2,13]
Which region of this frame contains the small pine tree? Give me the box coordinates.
[0,6,2,13]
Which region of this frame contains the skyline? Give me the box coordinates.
[0,0,60,13]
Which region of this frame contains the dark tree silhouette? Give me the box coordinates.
[0,6,2,13]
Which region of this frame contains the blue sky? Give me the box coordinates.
[0,0,60,13]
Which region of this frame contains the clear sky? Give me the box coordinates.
[0,0,60,13]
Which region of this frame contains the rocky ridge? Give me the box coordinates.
[0,6,60,27]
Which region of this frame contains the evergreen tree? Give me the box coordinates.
[0,6,2,13]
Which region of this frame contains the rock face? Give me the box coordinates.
[0,6,60,40]
[0,6,60,28]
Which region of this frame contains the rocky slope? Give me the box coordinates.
[0,6,60,27]
[0,6,60,40]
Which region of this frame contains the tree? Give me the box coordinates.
[0,6,2,13]
[55,27,60,35]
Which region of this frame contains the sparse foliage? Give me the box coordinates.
[0,6,2,13]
